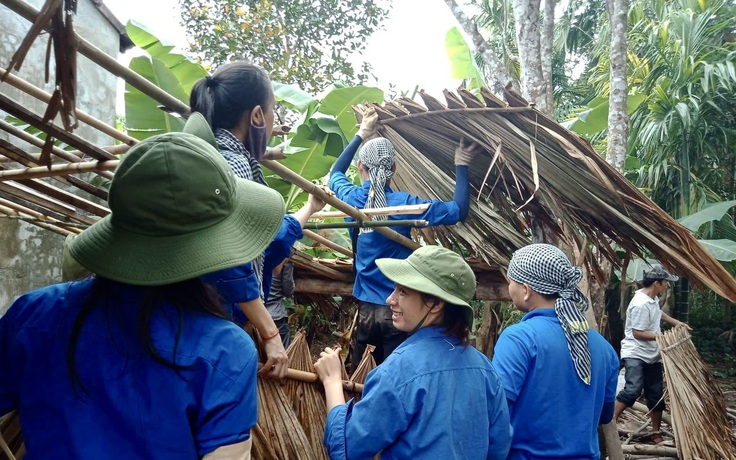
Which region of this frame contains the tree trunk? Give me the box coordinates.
[541,0,555,115]
[606,0,629,173]
[443,0,517,94]
[513,0,551,115]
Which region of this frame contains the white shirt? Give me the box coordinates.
[620,289,663,363]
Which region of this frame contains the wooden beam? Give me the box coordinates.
[0,183,95,225]
[0,69,138,146]
[0,92,117,161]
[0,119,114,180]
[1,0,191,116]
[311,203,431,220]
[303,229,353,258]
[0,159,119,181]
[0,199,81,235]
[0,139,109,200]
[263,159,420,251]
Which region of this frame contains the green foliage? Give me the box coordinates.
[123,21,207,140]
[688,290,735,362]
[445,27,486,93]
[179,0,390,93]
[563,94,647,136]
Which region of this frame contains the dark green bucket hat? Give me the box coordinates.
[69,114,285,286]
[376,245,477,327]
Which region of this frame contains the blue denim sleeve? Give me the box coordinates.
[453,165,470,221]
[263,215,303,301]
[195,333,258,456]
[329,171,360,205]
[200,264,260,304]
[323,368,408,459]
[492,326,534,402]
[0,302,18,416]
[331,135,363,175]
[486,376,512,460]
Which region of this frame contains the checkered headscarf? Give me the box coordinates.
[359,138,395,231]
[508,244,592,385]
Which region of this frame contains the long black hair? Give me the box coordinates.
[420,293,471,345]
[189,61,272,131]
[67,276,228,396]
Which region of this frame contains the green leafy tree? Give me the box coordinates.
[179,0,390,93]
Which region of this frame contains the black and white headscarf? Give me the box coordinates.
[508,244,592,385]
[359,138,395,232]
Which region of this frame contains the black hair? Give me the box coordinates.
[540,292,560,301]
[189,61,272,131]
[420,293,470,345]
[642,278,662,288]
[67,276,228,396]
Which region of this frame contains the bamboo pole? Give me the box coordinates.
[619,444,678,457]
[0,181,95,225]
[0,201,78,235]
[258,363,363,393]
[0,138,109,200]
[0,93,117,161]
[262,159,420,251]
[0,69,138,146]
[0,159,118,181]
[0,119,115,180]
[302,229,353,257]
[303,219,427,230]
[0,0,191,117]
[311,203,430,219]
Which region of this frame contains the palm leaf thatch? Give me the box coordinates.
[657,326,736,460]
[361,88,736,302]
[283,332,329,460]
[348,345,376,404]
[0,411,23,460]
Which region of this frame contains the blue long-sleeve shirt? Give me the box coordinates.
[329,136,471,305]
[0,279,257,459]
[324,326,512,460]
[492,309,619,460]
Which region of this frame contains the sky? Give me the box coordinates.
[104,0,461,103]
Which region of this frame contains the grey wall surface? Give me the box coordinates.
[0,0,119,312]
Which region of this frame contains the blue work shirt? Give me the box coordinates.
[492,309,619,460]
[0,279,258,459]
[324,326,512,460]
[329,173,460,305]
[200,214,303,325]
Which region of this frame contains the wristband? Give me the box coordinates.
[262,330,280,342]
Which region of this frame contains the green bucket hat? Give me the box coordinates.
[375,245,477,327]
[69,116,285,286]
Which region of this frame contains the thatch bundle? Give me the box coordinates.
[657,325,736,459]
[349,345,377,403]
[0,411,23,460]
[283,332,329,459]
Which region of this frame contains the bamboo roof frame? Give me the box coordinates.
[1,0,735,303]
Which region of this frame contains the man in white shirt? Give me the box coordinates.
[613,265,691,443]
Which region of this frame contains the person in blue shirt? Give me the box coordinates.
[329,110,482,365]
[314,245,512,460]
[189,62,330,378]
[492,244,620,460]
[0,121,287,459]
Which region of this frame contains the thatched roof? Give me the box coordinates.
[1,0,735,303]
[358,87,736,302]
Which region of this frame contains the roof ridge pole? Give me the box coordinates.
[261,159,420,251]
[0,69,138,146]
[0,0,191,117]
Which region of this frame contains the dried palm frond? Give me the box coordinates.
[657,325,736,459]
[0,411,23,460]
[283,331,329,459]
[359,89,736,303]
[349,345,376,403]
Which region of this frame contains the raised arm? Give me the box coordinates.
[330,109,379,176]
[453,139,483,221]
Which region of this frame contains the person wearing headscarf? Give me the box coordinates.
[492,244,619,459]
[328,109,482,365]
[314,246,512,460]
[189,62,331,378]
[0,117,286,459]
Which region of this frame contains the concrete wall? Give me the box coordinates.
[0,0,120,312]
